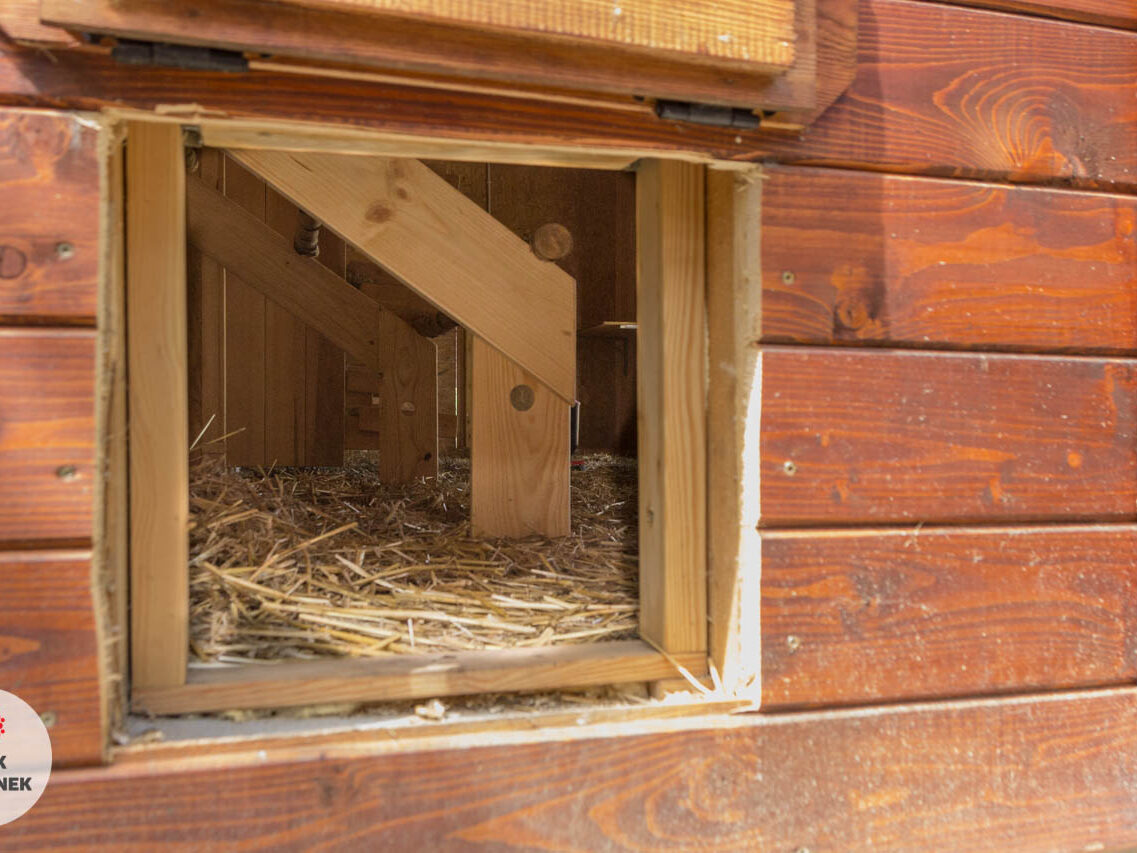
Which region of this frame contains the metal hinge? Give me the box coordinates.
[110,39,249,73]
[654,99,764,130]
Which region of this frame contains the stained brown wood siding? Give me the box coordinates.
[0,108,103,767]
[8,688,1137,850]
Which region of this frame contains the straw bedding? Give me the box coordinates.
[188,454,639,664]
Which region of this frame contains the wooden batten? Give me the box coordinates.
[706,168,764,698]
[635,160,708,661]
[125,121,189,691]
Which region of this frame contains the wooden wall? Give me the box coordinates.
[4,0,1137,846]
[0,109,106,767]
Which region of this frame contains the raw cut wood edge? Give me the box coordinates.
[707,167,764,700]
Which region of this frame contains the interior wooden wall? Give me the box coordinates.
[192,156,638,462]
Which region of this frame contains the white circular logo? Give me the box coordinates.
[0,690,52,825]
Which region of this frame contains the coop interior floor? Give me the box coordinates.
[188,453,639,666]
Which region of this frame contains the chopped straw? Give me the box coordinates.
[189,453,639,663]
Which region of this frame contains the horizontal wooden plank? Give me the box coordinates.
[761,167,1137,353]
[0,108,100,323]
[134,641,707,714]
[10,688,1137,849]
[0,550,103,767]
[924,0,1137,29]
[0,329,95,543]
[761,0,1137,188]
[762,524,1137,708]
[277,0,798,71]
[759,347,1137,526]
[40,0,811,111]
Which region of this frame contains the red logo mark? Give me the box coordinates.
[0,716,5,736]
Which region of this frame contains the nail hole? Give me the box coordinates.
[56,464,78,481]
[787,635,802,653]
[39,711,57,728]
[400,401,416,415]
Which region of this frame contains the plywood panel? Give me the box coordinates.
[762,525,1137,708]
[759,347,1137,526]
[0,329,95,543]
[760,167,1137,353]
[0,108,99,323]
[0,551,103,767]
[11,689,1137,850]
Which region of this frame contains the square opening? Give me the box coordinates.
[119,120,708,718]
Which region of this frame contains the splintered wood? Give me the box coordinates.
[188,455,637,662]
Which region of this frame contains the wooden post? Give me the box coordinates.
[126,121,188,690]
[636,160,708,676]
[470,336,570,537]
[706,167,764,699]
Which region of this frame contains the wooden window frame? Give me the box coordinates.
[119,116,710,715]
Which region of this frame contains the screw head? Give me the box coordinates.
[783,460,797,476]
[39,711,57,728]
[55,242,75,261]
[781,270,795,286]
[399,401,416,415]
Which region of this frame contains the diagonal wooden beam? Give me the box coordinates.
[187,175,437,482]
[228,149,576,403]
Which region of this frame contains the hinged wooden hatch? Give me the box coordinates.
[28,0,856,126]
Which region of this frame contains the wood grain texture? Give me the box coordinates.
[636,161,707,654]
[283,0,797,71]
[304,226,347,467]
[0,329,95,544]
[762,525,1137,708]
[0,551,103,767]
[232,149,576,402]
[39,0,816,111]
[762,0,1137,187]
[706,168,764,696]
[12,688,1137,850]
[470,336,570,537]
[221,155,267,467]
[924,0,1137,29]
[376,310,438,483]
[0,0,81,45]
[126,121,188,690]
[760,167,1137,353]
[485,164,637,454]
[135,641,703,714]
[0,108,99,323]
[759,347,1137,526]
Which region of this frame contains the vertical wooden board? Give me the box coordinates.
[0,108,100,322]
[0,330,95,543]
[706,168,763,694]
[471,336,569,537]
[126,121,187,690]
[307,226,346,466]
[636,160,706,654]
[263,187,309,465]
[760,167,1137,353]
[186,149,226,453]
[221,155,266,466]
[435,327,458,451]
[760,347,1137,526]
[0,551,103,767]
[376,312,437,483]
[487,164,637,453]
[762,525,1137,709]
